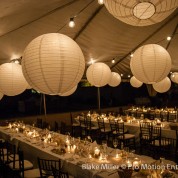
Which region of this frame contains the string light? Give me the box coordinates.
[112,59,115,63]
[69,18,75,28]
[121,74,123,77]
[167,36,171,41]
[128,75,131,78]
[98,0,104,5]
[130,53,134,57]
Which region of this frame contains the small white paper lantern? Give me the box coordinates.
[130,76,143,88]
[86,63,111,87]
[130,44,171,84]
[108,72,121,87]
[0,63,27,96]
[170,72,178,84]
[104,0,178,26]
[59,85,77,96]
[153,77,171,93]
[22,33,85,95]
[0,92,3,100]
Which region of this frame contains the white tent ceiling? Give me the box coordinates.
[0,0,177,77]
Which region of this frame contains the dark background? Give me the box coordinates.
[0,81,178,119]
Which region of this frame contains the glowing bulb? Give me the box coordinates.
[69,18,75,28]
[167,36,171,41]
[98,0,104,5]
[121,74,123,77]
[130,53,134,57]
[128,75,131,78]
[112,59,115,63]
[14,60,19,64]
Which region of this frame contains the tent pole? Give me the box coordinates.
[43,94,47,121]
[97,87,101,113]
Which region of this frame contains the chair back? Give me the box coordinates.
[36,118,43,128]
[6,142,17,168]
[116,122,125,139]
[140,122,152,141]
[54,121,59,132]
[168,112,177,122]
[51,165,69,178]
[109,119,118,132]
[152,126,161,140]
[86,116,92,129]
[79,116,86,127]
[38,157,61,177]
[0,140,6,164]
[97,117,105,131]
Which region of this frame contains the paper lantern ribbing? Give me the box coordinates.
[108,72,121,87]
[0,92,3,100]
[104,0,178,26]
[130,76,143,88]
[130,44,171,84]
[0,63,28,96]
[59,85,77,96]
[22,33,85,95]
[86,63,111,87]
[170,72,178,83]
[153,77,171,93]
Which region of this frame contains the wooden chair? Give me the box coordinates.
[38,157,61,177]
[18,150,40,178]
[167,112,177,122]
[79,116,87,139]
[97,117,111,141]
[116,122,135,149]
[70,112,80,137]
[51,165,69,178]
[139,122,152,153]
[36,118,43,129]
[85,116,99,141]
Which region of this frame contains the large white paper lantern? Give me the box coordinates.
[0,92,3,100]
[130,44,171,84]
[22,33,85,95]
[170,72,178,83]
[104,0,178,26]
[108,72,121,87]
[86,63,111,87]
[0,63,28,96]
[153,77,171,93]
[59,85,77,96]
[130,76,143,88]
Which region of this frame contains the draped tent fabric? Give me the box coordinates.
[0,0,177,77]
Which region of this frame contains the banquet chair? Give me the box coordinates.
[79,116,87,139]
[54,121,60,133]
[85,116,99,141]
[8,144,34,178]
[38,157,61,177]
[116,122,135,149]
[150,126,172,159]
[97,117,111,141]
[70,112,80,137]
[167,112,177,122]
[51,165,69,178]
[160,112,168,122]
[139,122,152,154]
[36,118,43,129]
[0,140,7,177]
[18,150,40,178]
[109,119,119,140]
[148,111,155,120]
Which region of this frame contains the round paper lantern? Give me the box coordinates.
[130,44,171,84]
[170,72,178,83]
[130,76,143,88]
[0,92,3,100]
[108,72,121,87]
[86,63,111,87]
[59,85,77,96]
[0,63,28,96]
[104,0,178,26]
[153,77,171,93]
[22,33,85,95]
[26,83,32,89]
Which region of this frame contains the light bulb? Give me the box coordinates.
[98,0,104,5]
[130,53,134,57]
[112,59,115,63]
[69,18,75,28]
[167,36,171,41]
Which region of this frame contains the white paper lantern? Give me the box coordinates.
[104,0,178,26]
[59,85,77,96]
[153,77,171,93]
[170,72,178,83]
[130,44,171,84]
[26,83,32,89]
[86,63,111,87]
[108,72,121,87]
[0,92,3,100]
[130,76,143,88]
[0,63,28,96]
[22,33,85,95]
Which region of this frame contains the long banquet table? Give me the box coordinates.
[0,125,178,178]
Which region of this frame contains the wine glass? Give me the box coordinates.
[113,139,118,156]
